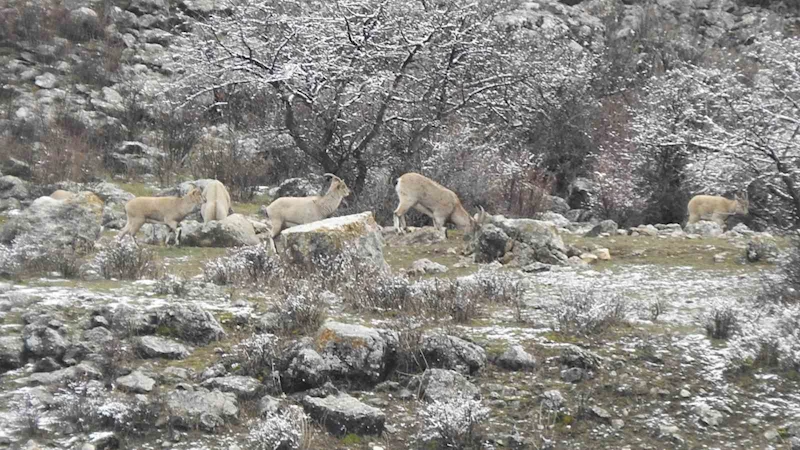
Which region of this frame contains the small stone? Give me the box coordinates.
[595,248,611,260]
[679,389,691,398]
[765,429,780,441]
[561,367,585,383]
[34,73,58,89]
[116,371,156,393]
[611,419,624,429]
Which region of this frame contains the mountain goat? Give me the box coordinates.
[201,180,231,223]
[265,173,351,239]
[687,192,749,228]
[117,187,204,246]
[50,190,75,201]
[393,172,488,237]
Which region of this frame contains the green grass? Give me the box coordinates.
[564,234,782,272]
[117,182,157,198]
[234,194,273,216]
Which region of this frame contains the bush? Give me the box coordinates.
[728,305,800,372]
[552,290,630,336]
[203,244,281,286]
[93,238,158,280]
[247,407,310,450]
[420,396,489,449]
[0,243,21,278]
[758,237,800,305]
[154,274,188,296]
[190,135,270,201]
[275,281,328,335]
[702,301,742,340]
[227,333,281,384]
[11,234,83,278]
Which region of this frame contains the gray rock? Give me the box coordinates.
[33,357,61,373]
[567,177,598,209]
[560,345,602,370]
[163,366,193,382]
[0,192,103,248]
[275,176,323,198]
[0,198,21,213]
[69,7,100,30]
[540,390,564,410]
[178,0,230,16]
[589,406,612,423]
[201,376,265,400]
[25,362,102,386]
[281,342,331,392]
[102,203,127,230]
[411,368,480,403]
[695,404,723,427]
[473,224,510,263]
[108,141,162,175]
[492,217,568,265]
[658,423,684,445]
[23,324,68,360]
[560,367,585,383]
[142,29,174,45]
[684,220,723,237]
[180,214,260,247]
[116,370,156,393]
[790,436,800,450]
[301,393,385,436]
[154,304,225,345]
[166,388,239,431]
[89,182,135,205]
[0,335,24,371]
[0,175,31,200]
[544,195,570,214]
[258,394,281,416]
[313,321,398,385]
[137,336,190,360]
[421,334,486,375]
[406,258,448,276]
[584,219,618,237]
[2,158,32,179]
[536,211,570,228]
[34,72,58,89]
[496,345,536,371]
[281,212,389,272]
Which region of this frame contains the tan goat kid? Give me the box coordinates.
[265,174,351,240]
[117,187,204,246]
[201,180,232,223]
[393,172,488,237]
[50,190,75,201]
[687,192,749,228]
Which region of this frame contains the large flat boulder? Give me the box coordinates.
[181,214,260,247]
[281,212,388,272]
[166,387,239,431]
[474,216,568,265]
[0,192,104,248]
[410,368,480,403]
[314,321,398,385]
[301,393,385,436]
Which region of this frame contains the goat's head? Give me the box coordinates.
[324,173,351,198]
[186,187,204,205]
[734,191,749,215]
[466,206,490,234]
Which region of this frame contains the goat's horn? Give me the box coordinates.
[323,173,342,181]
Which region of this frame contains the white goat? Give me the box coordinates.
[117,187,204,246]
[265,174,351,241]
[201,180,232,223]
[393,172,488,237]
[687,192,749,228]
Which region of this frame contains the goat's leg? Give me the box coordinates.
[433,214,448,239]
[165,220,179,246]
[394,200,415,233]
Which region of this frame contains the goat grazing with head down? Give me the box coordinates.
[117,187,204,246]
[265,173,351,240]
[393,172,488,238]
[687,192,749,229]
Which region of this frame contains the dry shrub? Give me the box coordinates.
[190,136,270,201]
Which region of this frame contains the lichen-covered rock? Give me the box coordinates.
[584,219,618,237]
[301,393,385,436]
[0,175,31,201]
[24,362,102,386]
[536,211,571,228]
[561,345,603,371]
[0,335,24,372]
[0,192,103,248]
[385,226,446,246]
[201,376,266,400]
[166,388,239,431]
[1,158,32,179]
[410,368,480,403]
[23,324,68,360]
[406,258,448,276]
[491,217,568,265]
[137,336,190,360]
[281,212,389,272]
[180,214,260,247]
[685,220,723,237]
[280,342,331,392]
[473,224,510,264]
[116,370,156,393]
[421,334,486,375]
[313,321,398,385]
[154,304,225,345]
[496,345,536,371]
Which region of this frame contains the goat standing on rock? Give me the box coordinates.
[393,172,488,238]
[264,173,351,242]
[117,187,204,246]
